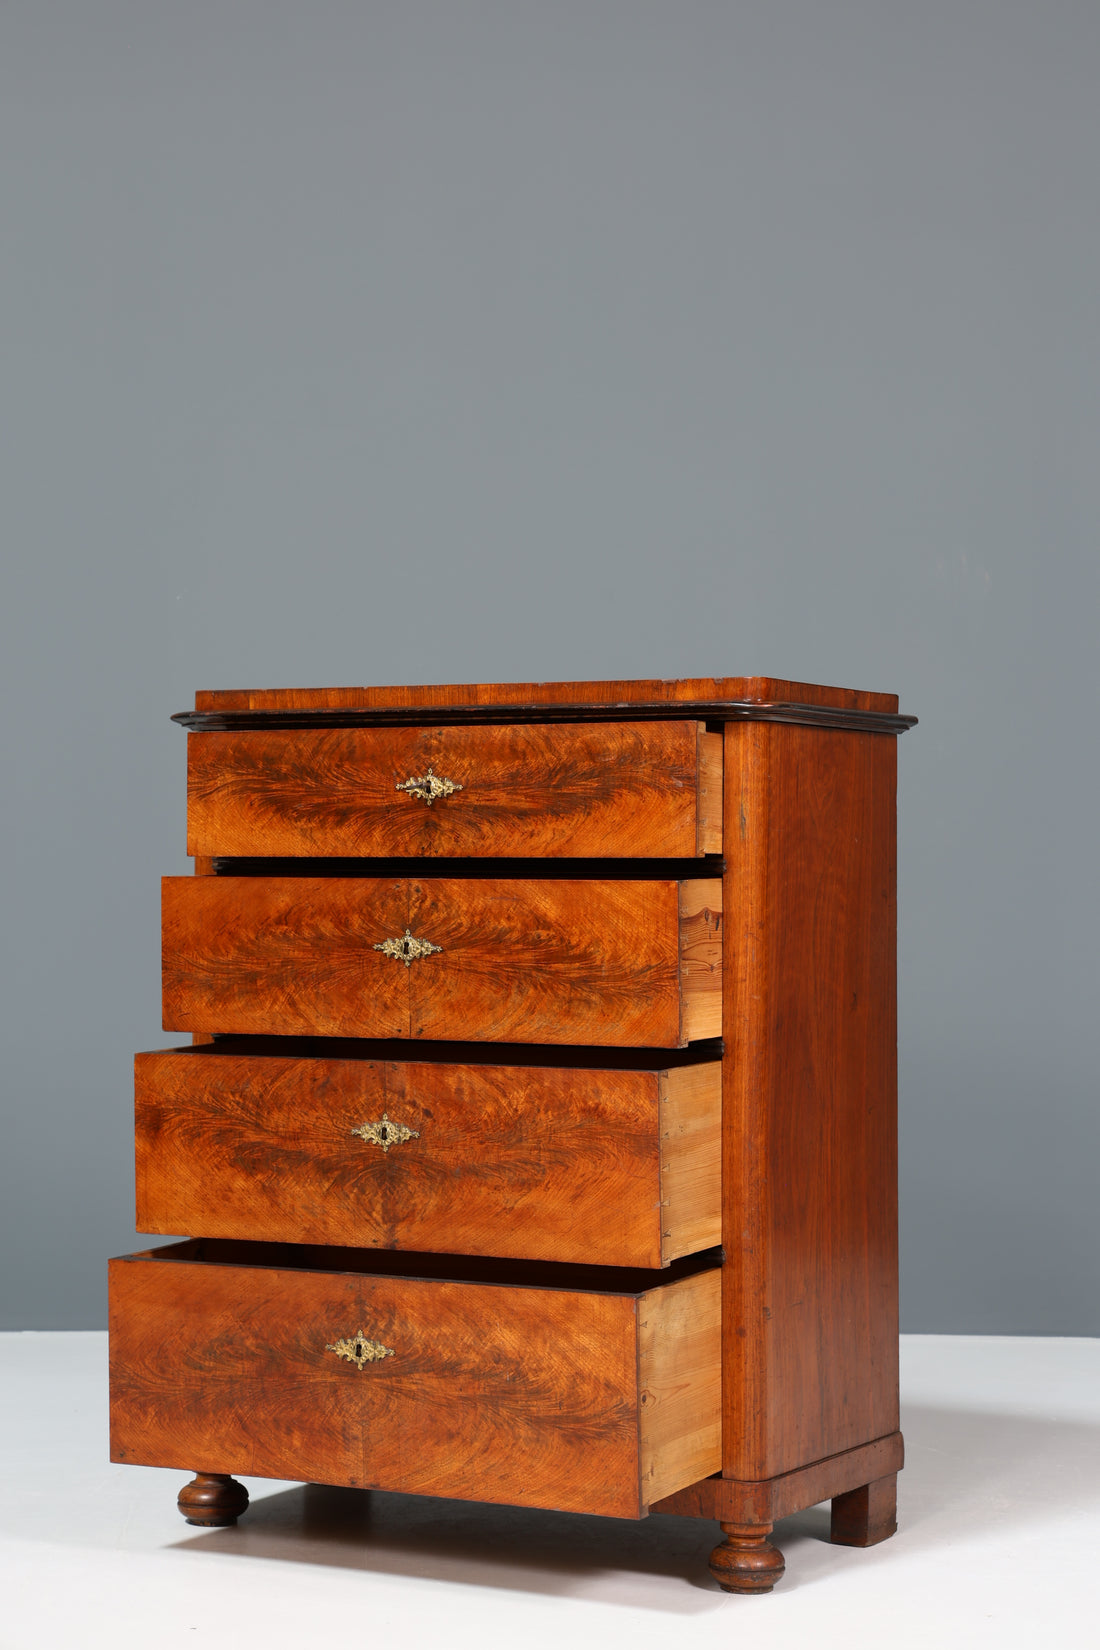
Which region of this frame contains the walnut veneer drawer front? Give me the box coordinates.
[162,876,722,1046]
[134,1048,721,1268]
[109,1242,722,1519]
[187,722,722,859]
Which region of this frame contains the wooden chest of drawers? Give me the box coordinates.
[109,676,915,1593]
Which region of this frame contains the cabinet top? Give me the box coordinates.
[176,677,916,734]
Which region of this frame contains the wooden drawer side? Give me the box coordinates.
[659,1063,722,1264]
[639,1266,722,1508]
[678,879,723,1041]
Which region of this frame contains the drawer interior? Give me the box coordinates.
[134,1236,721,1294]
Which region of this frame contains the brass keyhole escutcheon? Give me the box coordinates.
[325,1331,394,1371]
[373,930,442,967]
[351,1112,420,1153]
[395,768,462,805]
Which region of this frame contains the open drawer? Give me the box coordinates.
[108,1240,721,1519]
[162,875,722,1046]
[134,1044,721,1269]
[187,721,722,859]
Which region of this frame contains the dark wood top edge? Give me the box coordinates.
[194,676,899,715]
[174,700,917,735]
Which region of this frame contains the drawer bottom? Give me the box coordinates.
[109,1241,721,1520]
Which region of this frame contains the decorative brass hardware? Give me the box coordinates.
[395,767,463,805]
[351,1112,420,1153]
[373,929,442,967]
[326,1330,394,1371]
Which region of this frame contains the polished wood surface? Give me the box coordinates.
[708,1524,786,1594]
[194,677,900,715]
[109,1244,721,1519]
[177,1473,249,1526]
[721,722,899,1480]
[162,875,721,1046]
[135,1048,720,1268]
[831,1473,899,1547]
[638,1265,722,1504]
[659,1062,722,1264]
[649,1430,904,1524]
[190,857,217,1048]
[188,722,722,860]
[677,879,723,1042]
[114,675,911,1593]
[696,727,723,853]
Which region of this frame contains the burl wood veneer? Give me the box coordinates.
[134,1046,721,1268]
[109,1242,721,1519]
[188,721,722,859]
[162,875,722,1045]
[110,677,914,1595]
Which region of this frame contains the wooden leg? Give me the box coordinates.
[708,1522,785,1594]
[830,1472,897,1547]
[177,1472,250,1527]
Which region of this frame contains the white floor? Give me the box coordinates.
[0,1334,1096,1650]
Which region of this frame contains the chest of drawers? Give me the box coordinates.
[109,676,915,1593]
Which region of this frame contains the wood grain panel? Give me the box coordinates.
[109,1244,722,1517]
[650,1431,904,1524]
[721,722,900,1480]
[194,677,899,715]
[638,1266,721,1504]
[696,729,723,854]
[678,879,723,1040]
[406,878,687,1046]
[134,1049,721,1266]
[162,876,408,1038]
[190,857,217,1048]
[659,1063,722,1263]
[187,722,717,859]
[163,877,720,1046]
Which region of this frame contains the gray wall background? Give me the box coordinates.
[1,2,1097,1332]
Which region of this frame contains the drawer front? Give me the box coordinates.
[187,722,722,859]
[162,876,722,1046]
[134,1049,721,1268]
[109,1244,721,1517]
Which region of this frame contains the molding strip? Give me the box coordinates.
[174,700,917,736]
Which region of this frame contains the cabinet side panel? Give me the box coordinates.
[722,723,899,1479]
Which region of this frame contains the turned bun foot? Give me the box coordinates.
[178,1472,250,1526]
[708,1522,786,1594]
